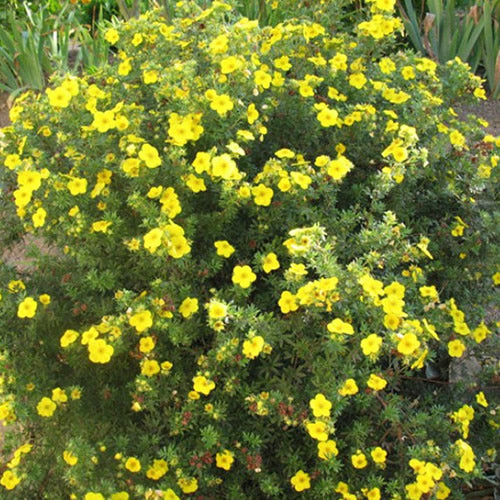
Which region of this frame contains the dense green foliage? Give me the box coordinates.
[0,1,498,499]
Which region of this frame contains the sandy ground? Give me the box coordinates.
[457,98,500,136]
[0,91,11,128]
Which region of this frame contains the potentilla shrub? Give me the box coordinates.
[0,1,498,498]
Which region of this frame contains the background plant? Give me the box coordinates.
[397,0,500,97]
[0,0,113,96]
[480,0,500,97]
[0,1,498,498]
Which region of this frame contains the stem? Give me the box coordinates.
[400,375,450,385]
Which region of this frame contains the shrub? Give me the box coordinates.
[0,1,498,498]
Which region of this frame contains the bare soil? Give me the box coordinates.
[0,91,11,128]
[457,98,500,136]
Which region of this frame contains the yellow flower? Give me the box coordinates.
[208,301,228,319]
[0,470,21,490]
[364,487,382,500]
[129,310,153,332]
[141,360,160,377]
[275,147,294,158]
[209,34,229,54]
[254,69,272,88]
[262,252,280,273]
[179,297,199,318]
[397,333,420,355]
[46,86,72,108]
[349,72,367,89]
[381,295,405,316]
[214,240,235,258]
[419,285,439,300]
[163,488,180,500]
[147,186,163,198]
[290,470,311,492]
[177,477,198,494]
[475,391,488,407]
[146,459,168,480]
[306,420,329,441]
[338,378,359,396]
[104,28,119,44]
[209,93,234,116]
[252,183,273,206]
[139,143,161,168]
[360,334,383,356]
[317,107,339,127]
[118,58,132,75]
[370,446,387,464]
[110,493,129,500]
[17,297,37,318]
[309,393,332,418]
[91,110,116,132]
[192,375,215,395]
[274,55,292,71]
[88,339,114,364]
[192,151,211,173]
[449,129,466,148]
[60,329,79,348]
[238,184,251,197]
[448,339,466,358]
[367,374,387,391]
[125,457,141,473]
[143,69,159,84]
[63,450,78,466]
[160,187,184,218]
[242,336,265,359]
[185,173,206,192]
[71,388,81,400]
[351,450,368,468]
[39,294,51,305]
[473,322,490,343]
[4,153,22,170]
[188,390,200,400]
[278,291,299,314]
[318,439,338,460]
[13,187,32,208]
[220,56,243,74]
[52,387,68,403]
[436,481,451,499]
[67,177,88,195]
[215,449,234,470]
[327,318,354,335]
[232,265,257,288]
[139,336,155,353]
[161,361,173,373]
[401,65,415,79]
[382,138,408,162]
[291,172,312,189]
[359,274,384,297]
[37,397,57,417]
[91,220,112,233]
[8,280,26,293]
[247,103,259,124]
[121,157,140,176]
[212,154,238,179]
[18,170,42,191]
[81,326,98,345]
[455,439,476,472]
